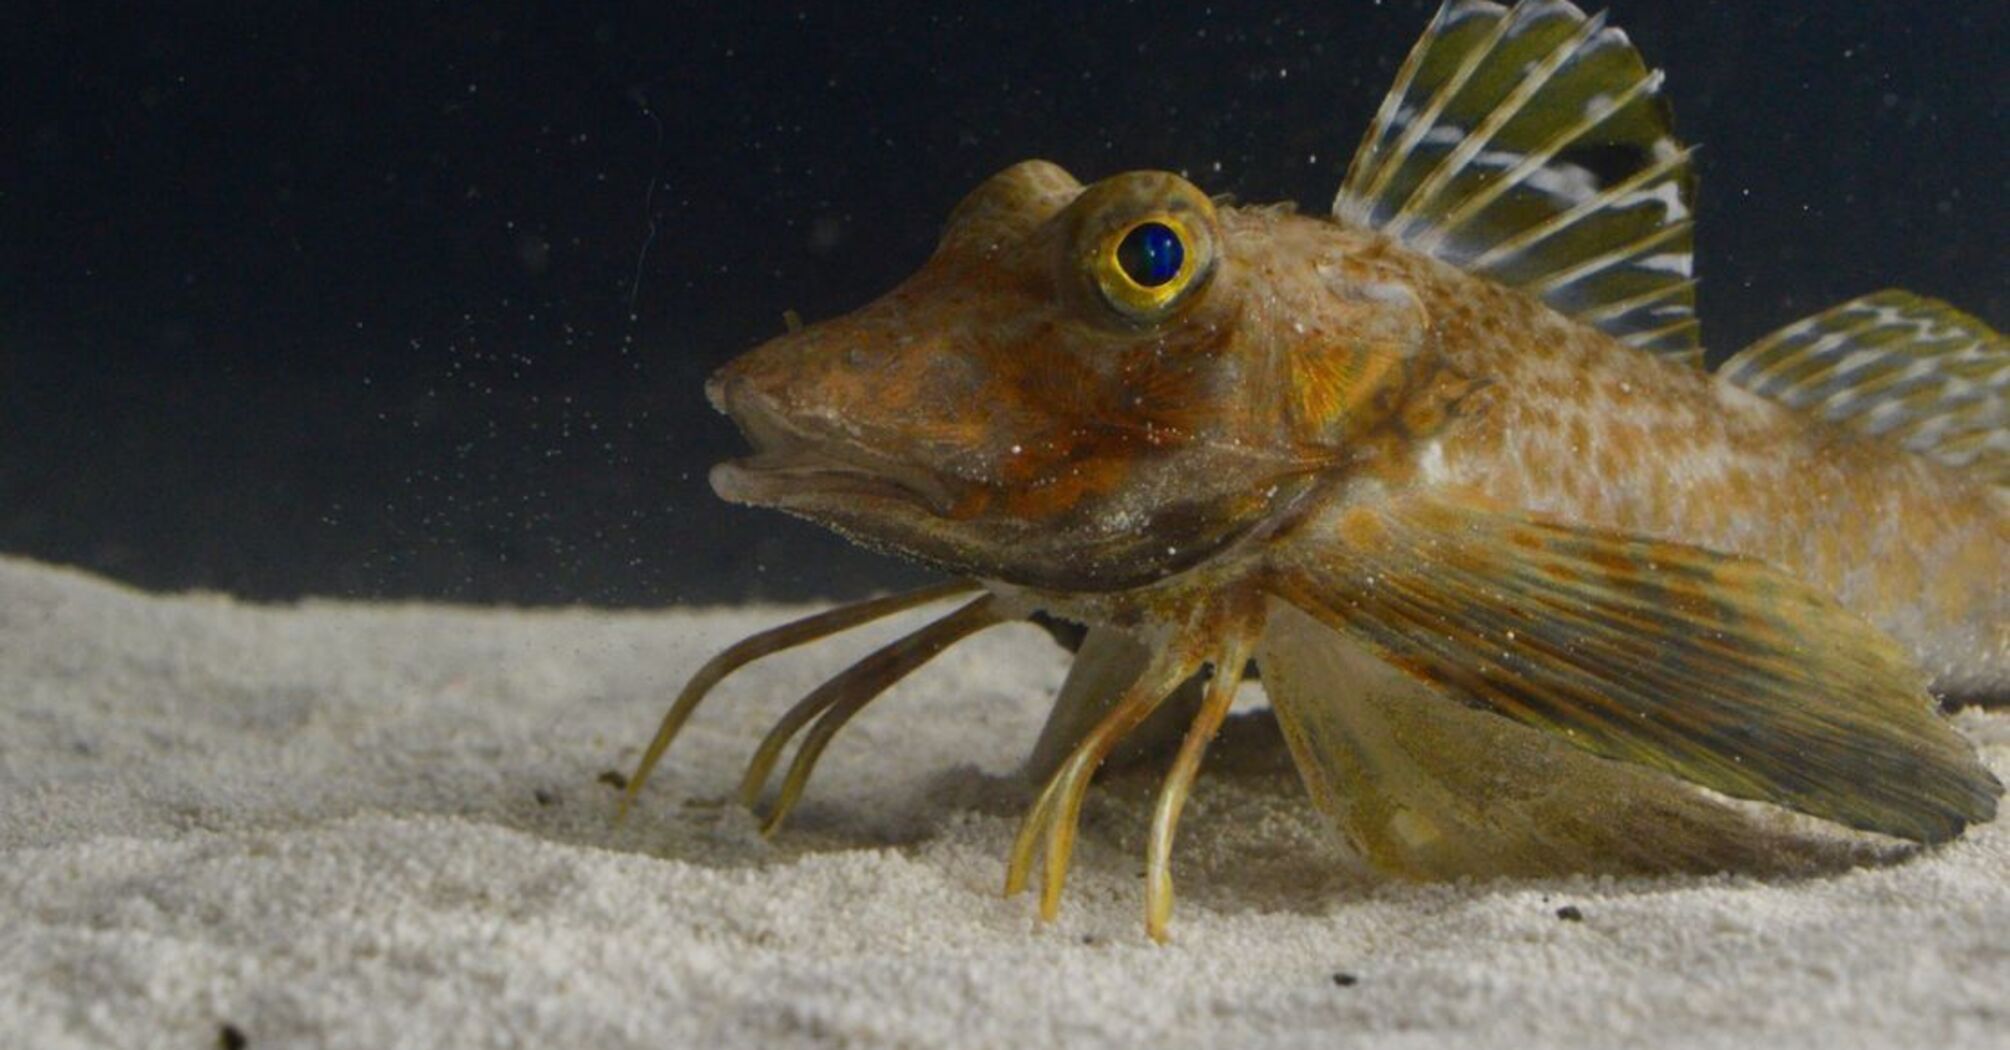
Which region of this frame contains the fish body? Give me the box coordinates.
[636,0,2007,939]
[1347,230,2008,697]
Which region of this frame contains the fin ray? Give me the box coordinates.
[1023,626,1205,782]
[1719,290,2009,482]
[1256,601,1885,879]
[1345,1,1519,226]
[1391,11,1609,239]
[1272,495,2002,842]
[1337,0,1700,364]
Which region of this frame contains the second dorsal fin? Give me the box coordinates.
[1335,0,1701,366]
[1718,290,2009,486]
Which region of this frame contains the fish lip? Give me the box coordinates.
[707,376,956,515]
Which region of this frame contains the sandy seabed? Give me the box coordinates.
[1,555,2004,1049]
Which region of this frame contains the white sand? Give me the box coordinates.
[1,555,2004,1049]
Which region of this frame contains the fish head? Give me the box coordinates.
[708,160,1429,591]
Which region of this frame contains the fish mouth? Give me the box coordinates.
[707,375,957,516]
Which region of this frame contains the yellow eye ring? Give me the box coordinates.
[1092,214,1205,319]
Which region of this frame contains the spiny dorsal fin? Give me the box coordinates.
[1719,290,2009,486]
[1336,0,1701,366]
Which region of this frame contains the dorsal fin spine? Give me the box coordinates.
[1521,220,1690,299]
[1412,68,1662,257]
[1624,317,1700,351]
[1336,0,1701,362]
[1352,12,1517,220]
[1575,278,1697,326]
[1337,3,1472,223]
[1465,144,1692,273]
[1393,11,1609,241]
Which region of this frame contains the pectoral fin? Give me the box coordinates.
[1270,495,2001,843]
[1256,599,1892,879]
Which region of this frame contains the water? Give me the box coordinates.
[5,0,2001,606]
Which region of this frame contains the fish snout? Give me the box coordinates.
[706,336,965,519]
[707,315,891,425]
[705,359,799,459]
[705,342,794,421]
[703,363,737,417]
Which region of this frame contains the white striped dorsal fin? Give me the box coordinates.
[1719,290,2009,486]
[1336,0,1701,366]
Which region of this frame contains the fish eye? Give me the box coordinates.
[1092,213,1207,320]
[1116,222,1184,287]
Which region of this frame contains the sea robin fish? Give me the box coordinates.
[624,0,2006,940]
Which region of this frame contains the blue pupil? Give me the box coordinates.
[1117,222,1184,288]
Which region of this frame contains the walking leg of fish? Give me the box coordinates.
[1021,625,1209,784]
[733,595,1003,833]
[1001,611,1260,941]
[618,580,987,819]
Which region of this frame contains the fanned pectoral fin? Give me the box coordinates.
[1271,496,2001,844]
[1257,600,1898,880]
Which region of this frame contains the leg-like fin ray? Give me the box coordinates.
[619,579,979,817]
[1144,637,1254,942]
[1023,626,1209,784]
[1003,640,1208,915]
[750,595,1002,833]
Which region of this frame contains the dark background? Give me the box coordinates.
[5,1,2004,606]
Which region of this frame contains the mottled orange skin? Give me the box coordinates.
[1381,237,2008,697]
[709,160,2007,699]
[712,164,1376,591]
